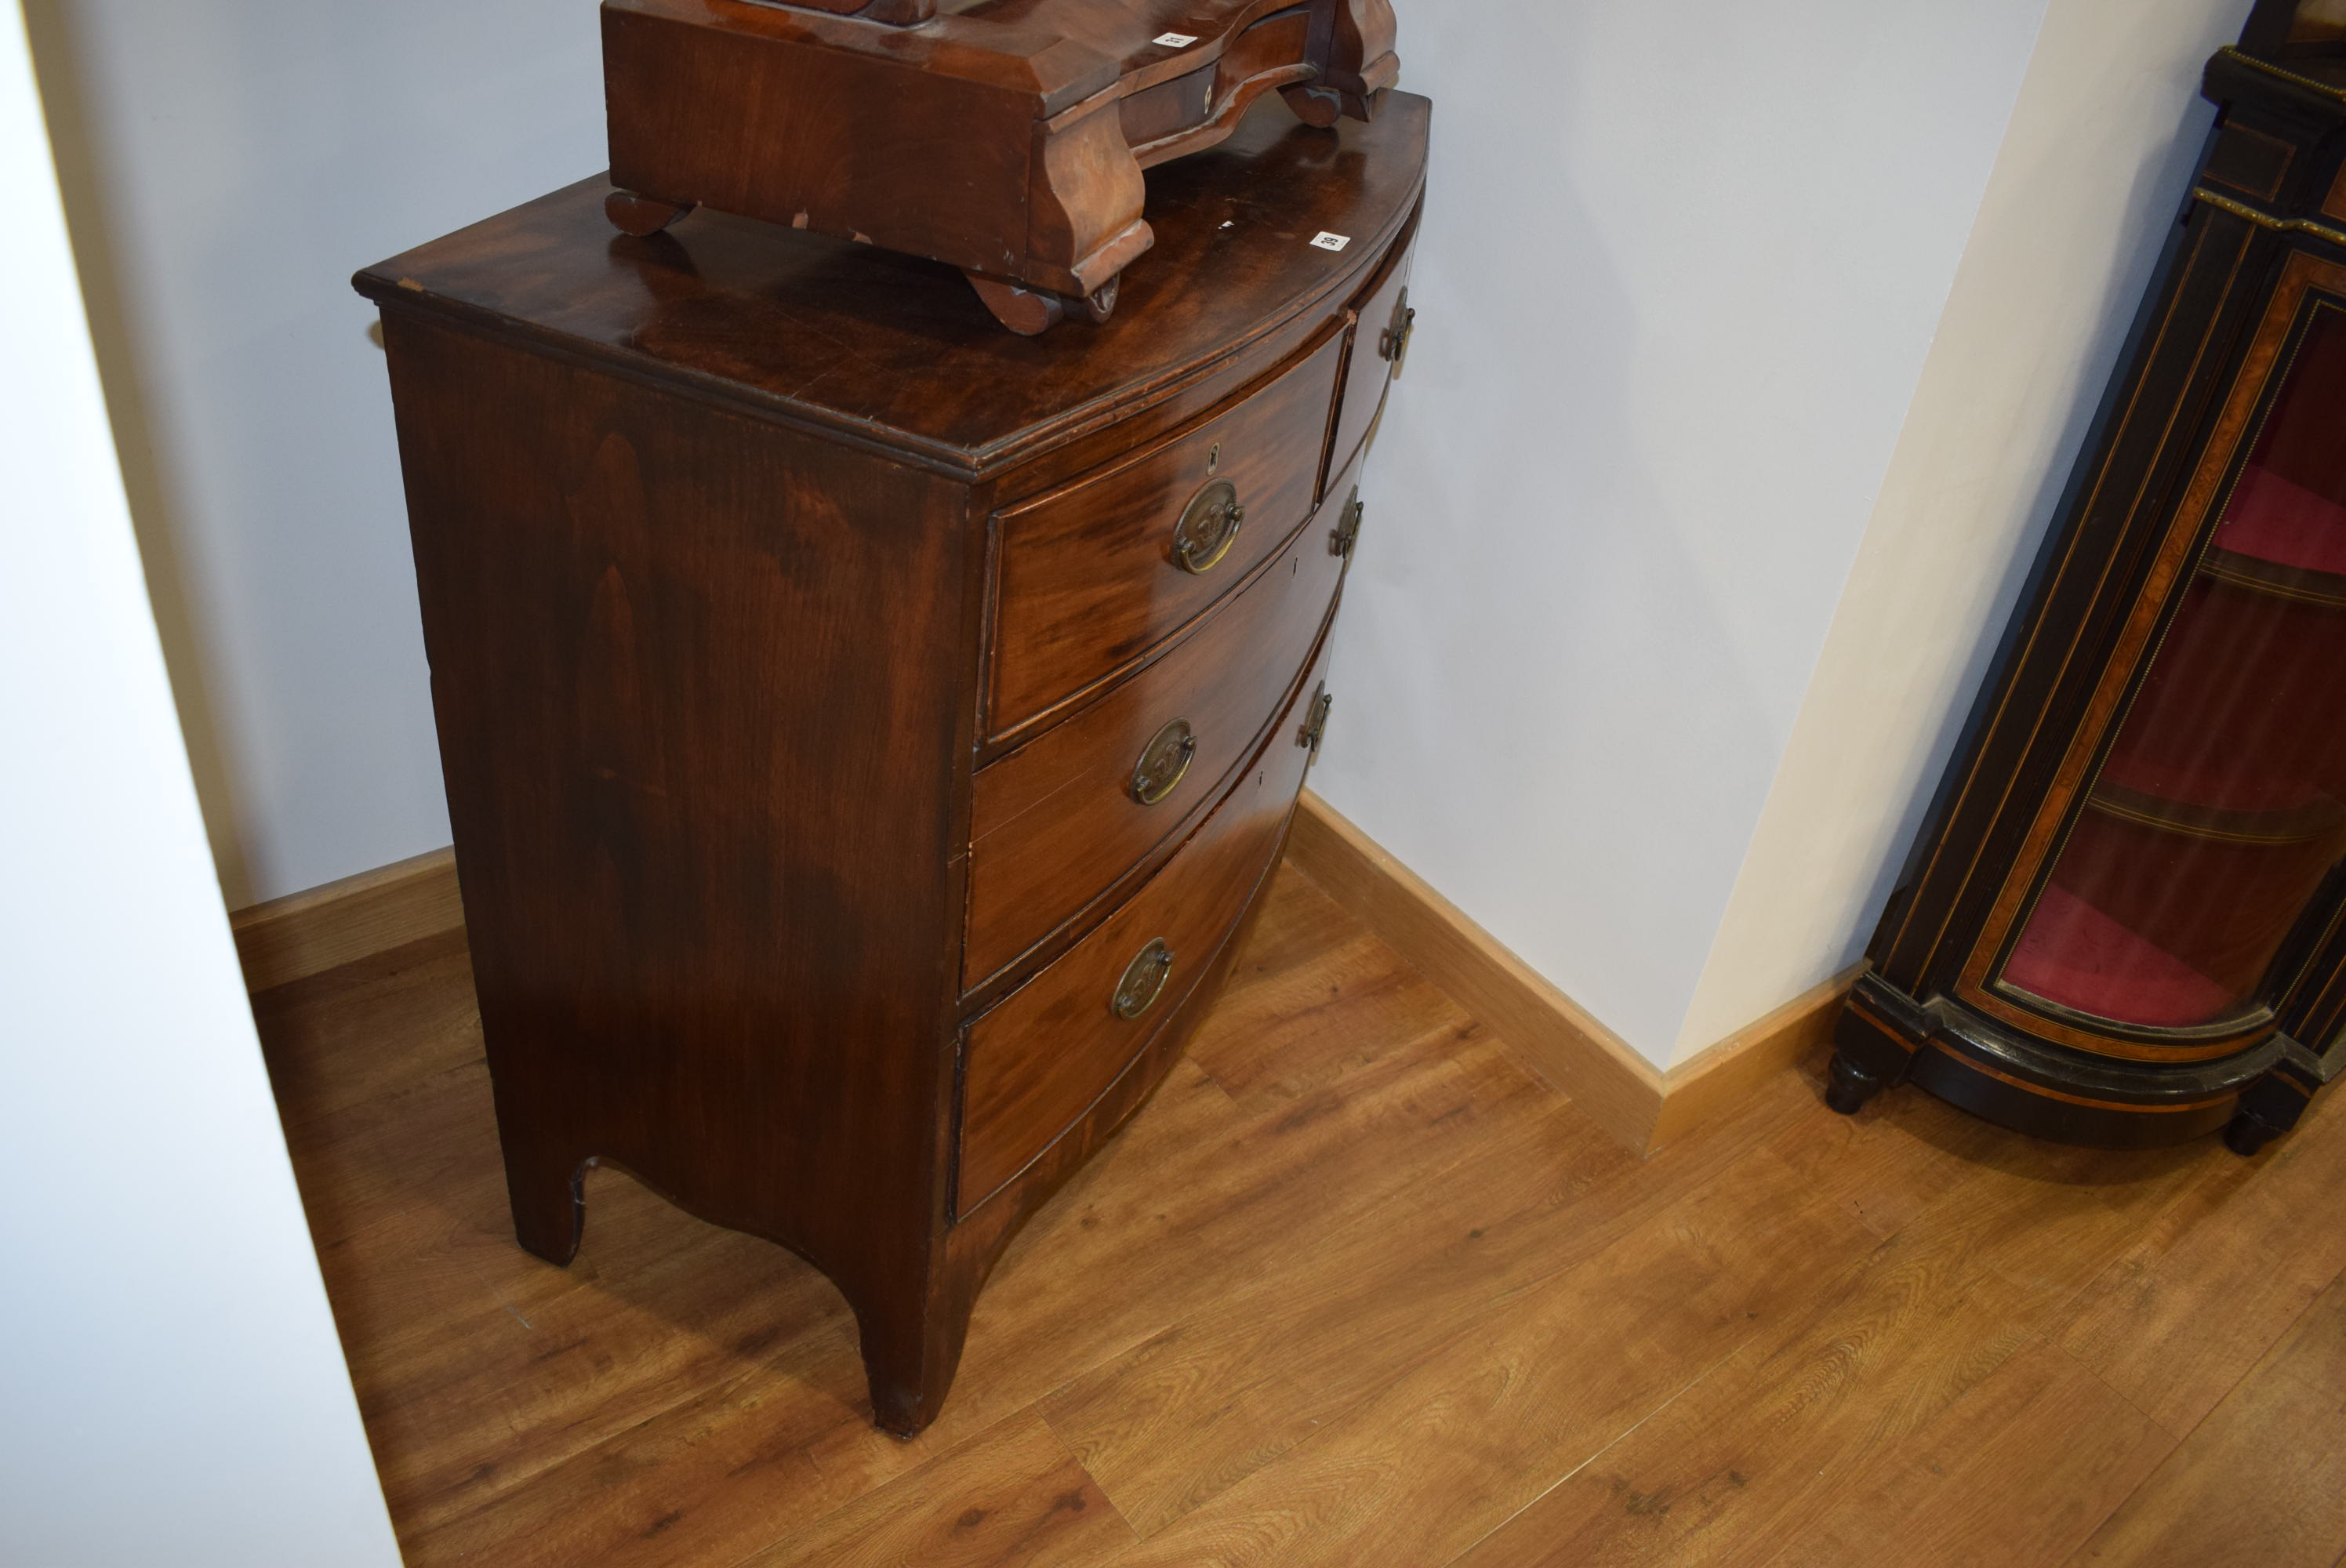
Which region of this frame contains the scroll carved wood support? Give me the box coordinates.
[1286,0,1400,124]
[601,0,1404,332]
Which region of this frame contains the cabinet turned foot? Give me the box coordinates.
[1825,1049,1888,1116]
[2224,1062,2321,1158]
[605,189,695,238]
[2223,1114,2279,1158]
[506,1154,589,1266]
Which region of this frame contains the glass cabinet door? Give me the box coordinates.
[2000,299,2346,1029]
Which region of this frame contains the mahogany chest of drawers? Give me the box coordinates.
[354,91,1427,1435]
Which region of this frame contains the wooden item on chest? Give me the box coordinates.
[354,92,1429,1436]
[600,0,1400,332]
[1828,0,2345,1154]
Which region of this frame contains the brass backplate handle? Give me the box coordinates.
[1131,717,1199,805]
[1379,286,1417,375]
[1173,479,1246,574]
[1298,683,1335,762]
[1111,938,1176,1021]
[1330,488,1365,561]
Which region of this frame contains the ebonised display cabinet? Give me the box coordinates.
[354,93,1426,1435]
[1830,0,2346,1155]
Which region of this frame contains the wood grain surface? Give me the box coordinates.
[599,0,1400,313]
[968,495,1349,985]
[1324,209,1414,485]
[358,91,1431,1435]
[961,637,1332,1213]
[354,94,1429,477]
[986,325,1347,739]
[256,862,2344,1568]
[230,845,462,993]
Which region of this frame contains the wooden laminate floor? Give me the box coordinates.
[254,862,2346,1568]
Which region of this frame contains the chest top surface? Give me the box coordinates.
[354,91,1428,477]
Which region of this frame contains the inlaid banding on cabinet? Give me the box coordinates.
[2205,121,2297,202]
[1826,28,2346,1153]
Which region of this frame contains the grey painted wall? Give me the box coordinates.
[29,0,608,906]
[1311,0,2055,1058]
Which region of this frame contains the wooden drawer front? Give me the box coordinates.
[1327,223,1418,485]
[957,633,1334,1216]
[986,327,1346,742]
[1119,10,1314,158]
[966,470,1354,987]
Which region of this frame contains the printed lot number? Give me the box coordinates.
[1153,31,1200,46]
[1310,232,1352,252]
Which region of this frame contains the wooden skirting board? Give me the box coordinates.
[1284,791,1854,1156]
[231,799,1842,1152]
[231,847,464,993]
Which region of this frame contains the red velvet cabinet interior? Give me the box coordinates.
[1831,0,2346,1154]
[355,93,1426,1435]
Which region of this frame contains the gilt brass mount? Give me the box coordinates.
[1111,938,1176,1021]
[1173,480,1246,574]
[1131,718,1199,805]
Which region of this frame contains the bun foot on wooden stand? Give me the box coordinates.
[605,189,695,238]
[2223,1064,2322,1158]
[964,273,1121,336]
[1280,83,1392,129]
[2224,1114,2281,1158]
[1075,275,1119,325]
[1825,1048,1890,1116]
[965,274,1066,336]
[1281,83,1346,128]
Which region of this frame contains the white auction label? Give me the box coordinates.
[1309,232,1353,252]
[1153,31,1200,47]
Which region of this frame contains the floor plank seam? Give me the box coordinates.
[267,866,2346,1568]
[1431,1338,1756,1568]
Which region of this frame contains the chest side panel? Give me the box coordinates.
[383,311,977,1288]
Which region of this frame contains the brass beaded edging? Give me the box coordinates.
[2190,186,2346,249]
[2214,45,2346,107]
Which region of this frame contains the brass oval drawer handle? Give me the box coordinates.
[1112,938,1176,1021]
[1298,683,1334,762]
[1131,717,1198,806]
[1173,479,1246,575]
